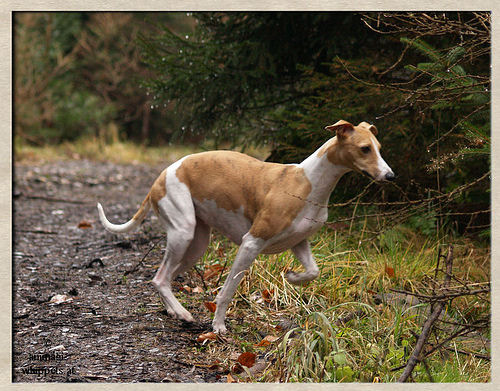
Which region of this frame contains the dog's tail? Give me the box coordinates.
[97,192,151,234]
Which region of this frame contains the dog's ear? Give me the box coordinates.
[325,120,355,140]
[358,121,378,136]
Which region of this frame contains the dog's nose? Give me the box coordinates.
[385,172,395,181]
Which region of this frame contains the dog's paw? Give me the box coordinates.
[212,322,227,334]
[178,310,195,323]
[165,307,195,323]
[285,270,312,286]
[285,270,301,284]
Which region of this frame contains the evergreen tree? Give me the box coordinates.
[139,12,393,151]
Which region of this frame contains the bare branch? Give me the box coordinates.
[398,245,454,382]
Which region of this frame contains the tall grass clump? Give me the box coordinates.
[277,312,353,382]
[226,221,490,383]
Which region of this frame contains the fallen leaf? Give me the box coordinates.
[78,220,92,229]
[385,265,395,278]
[255,335,279,347]
[232,362,244,374]
[192,286,204,293]
[204,301,216,313]
[237,352,256,368]
[261,289,274,302]
[227,373,237,383]
[196,332,217,343]
[254,339,270,347]
[203,264,224,280]
[217,247,224,257]
[49,294,73,305]
[237,360,271,380]
[181,285,192,293]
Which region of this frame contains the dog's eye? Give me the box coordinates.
[361,146,371,154]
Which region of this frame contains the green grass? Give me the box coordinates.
[185,225,490,383]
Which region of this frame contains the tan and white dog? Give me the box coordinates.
[97,120,394,333]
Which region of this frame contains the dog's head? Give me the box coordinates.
[323,120,395,182]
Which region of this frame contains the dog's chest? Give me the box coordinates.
[263,206,327,253]
[193,198,251,244]
[193,194,327,253]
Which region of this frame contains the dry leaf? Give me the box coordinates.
[78,220,92,229]
[227,373,237,383]
[237,352,256,368]
[264,335,279,343]
[181,285,192,293]
[203,264,224,280]
[196,332,217,343]
[49,294,73,305]
[192,286,203,293]
[385,265,395,278]
[236,361,270,380]
[254,339,270,347]
[255,335,279,347]
[232,362,244,374]
[204,302,216,313]
[261,289,274,302]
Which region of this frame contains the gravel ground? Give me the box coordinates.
[13,159,226,383]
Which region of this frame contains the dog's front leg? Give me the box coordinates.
[285,239,320,285]
[212,233,265,333]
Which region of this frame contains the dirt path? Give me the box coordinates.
[13,159,226,383]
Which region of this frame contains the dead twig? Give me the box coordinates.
[17,229,58,235]
[398,245,454,382]
[192,265,209,292]
[124,235,164,276]
[23,195,90,204]
[389,287,490,302]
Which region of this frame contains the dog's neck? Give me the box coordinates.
[299,137,352,205]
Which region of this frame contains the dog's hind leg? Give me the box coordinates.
[171,218,211,279]
[152,228,196,322]
[285,239,320,285]
[151,190,199,322]
[156,219,210,318]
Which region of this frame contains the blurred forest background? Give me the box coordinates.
[14,12,490,239]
